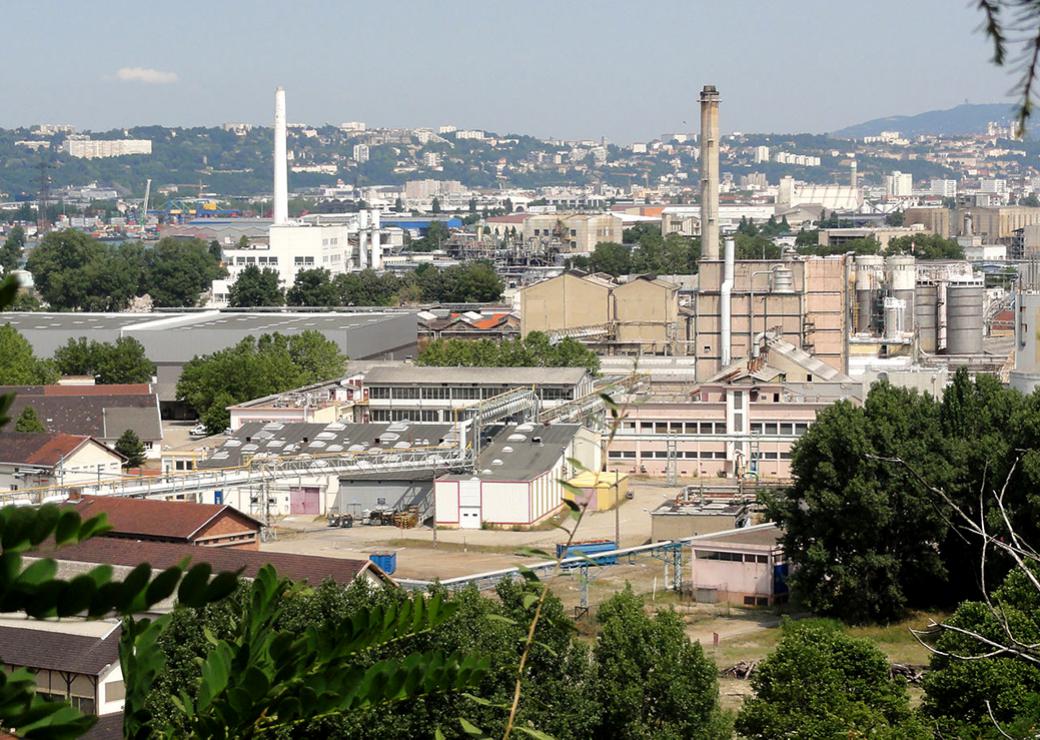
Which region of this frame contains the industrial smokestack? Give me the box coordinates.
[369,209,382,269]
[850,160,858,190]
[699,85,720,260]
[720,237,734,366]
[273,87,289,225]
[357,210,369,269]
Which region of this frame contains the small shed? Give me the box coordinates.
[564,471,628,512]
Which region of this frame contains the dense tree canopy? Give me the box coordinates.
[923,566,1040,737]
[888,233,965,260]
[0,324,58,384]
[573,232,700,277]
[418,331,600,374]
[593,585,729,739]
[176,331,347,432]
[143,238,226,307]
[228,265,285,307]
[24,233,222,310]
[53,336,155,384]
[737,621,928,738]
[286,268,340,307]
[770,370,1040,623]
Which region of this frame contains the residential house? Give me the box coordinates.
[68,495,263,549]
[0,433,124,493]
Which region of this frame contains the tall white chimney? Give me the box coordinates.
[273,87,289,225]
[369,209,382,269]
[357,210,369,269]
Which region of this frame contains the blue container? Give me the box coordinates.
[369,552,397,575]
[555,540,618,568]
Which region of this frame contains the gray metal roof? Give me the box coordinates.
[364,366,588,386]
[441,423,580,482]
[102,406,163,443]
[200,420,457,469]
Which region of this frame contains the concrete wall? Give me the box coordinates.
[614,279,678,353]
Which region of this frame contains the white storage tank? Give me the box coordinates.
[886,254,916,332]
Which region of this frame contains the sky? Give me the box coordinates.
[0,0,1014,142]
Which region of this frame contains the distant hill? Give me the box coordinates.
[831,103,1018,138]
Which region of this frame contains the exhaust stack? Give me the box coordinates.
[699,85,721,260]
[273,87,289,225]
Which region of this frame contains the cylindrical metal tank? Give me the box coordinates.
[886,255,916,332]
[946,284,984,354]
[883,297,905,341]
[855,254,884,333]
[915,284,939,353]
[772,265,794,293]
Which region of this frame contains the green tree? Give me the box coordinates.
[0,324,58,384]
[736,621,928,738]
[922,565,1040,738]
[766,382,951,623]
[143,238,225,307]
[593,585,729,739]
[0,226,26,273]
[431,196,441,213]
[888,233,964,260]
[228,265,285,307]
[622,222,661,245]
[419,262,503,303]
[53,336,155,384]
[176,331,346,432]
[412,221,453,252]
[14,406,45,433]
[885,210,905,226]
[115,428,147,468]
[287,268,340,307]
[417,331,599,375]
[587,242,632,276]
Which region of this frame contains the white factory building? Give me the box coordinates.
[212,88,385,304]
[434,423,601,529]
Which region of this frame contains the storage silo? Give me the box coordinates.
[914,284,939,353]
[854,254,884,333]
[945,284,984,354]
[886,255,916,332]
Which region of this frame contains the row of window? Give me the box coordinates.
[321,237,340,246]
[696,550,770,563]
[368,385,575,401]
[235,255,279,266]
[294,256,316,266]
[621,420,810,436]
[610,450,728,460]
[370,409,441,422]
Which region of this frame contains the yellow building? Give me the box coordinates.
[564,470,629,512]
[519,272,682,355]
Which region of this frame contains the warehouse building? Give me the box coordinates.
[2,310,417,407]
[690,524,787,607]
[434,423,600,529]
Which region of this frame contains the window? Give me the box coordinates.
[570,229,577,237]
[744,596,756,606]
[669,422,683,434]
[421,386,450,399]
[756,597,769,606]
[764,423,778,435]
[795,422,809,435]
[368,386,390,399]
[779,423,794,435]
[654,422,668,434]
[105,680,126,702]
[392,386,420,399]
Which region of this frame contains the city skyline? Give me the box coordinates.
[0,0,1011,142]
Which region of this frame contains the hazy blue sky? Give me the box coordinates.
[0,0,1012,141]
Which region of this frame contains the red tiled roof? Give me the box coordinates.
[0,384,152,397]
[0,432,94,466]
[37,537,389,586]
[70,496,262,540]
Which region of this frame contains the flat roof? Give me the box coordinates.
[691,523,781,548]
[364,365,588,385]
[159,313,401,334]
